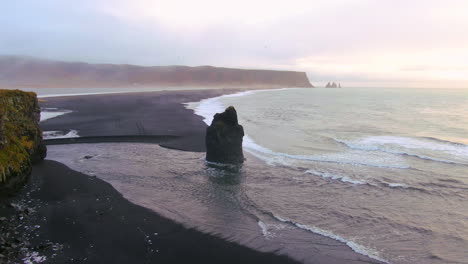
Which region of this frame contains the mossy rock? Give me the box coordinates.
[0,89,46,196]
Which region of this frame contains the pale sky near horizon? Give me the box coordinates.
[1,0,468,87]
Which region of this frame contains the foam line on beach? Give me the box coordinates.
[304,169,409,188]
[185,88,296,125]
[40,110,72,122]
[305,169,366,185]
[257,221,275,239]
[43,130,80,140]
[245,140,410,169]
[272,215,389,263]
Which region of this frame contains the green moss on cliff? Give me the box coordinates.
[0,89,45,193]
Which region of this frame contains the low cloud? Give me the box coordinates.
[1,0,467,87]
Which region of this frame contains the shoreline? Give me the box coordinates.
[2,88,383,263]
[1,159,300,264]
[47,142,386,264]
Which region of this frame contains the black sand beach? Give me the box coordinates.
[40,89,239,151]
[2,89,383,263]
[4,159,299,264]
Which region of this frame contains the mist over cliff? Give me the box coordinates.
[0,56,313,89]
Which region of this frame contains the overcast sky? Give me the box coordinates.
[1,0,468,87]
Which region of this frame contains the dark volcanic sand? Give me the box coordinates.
[40,89,238,151]
[6,160,298,264]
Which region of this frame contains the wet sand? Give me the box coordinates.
[9,160,298,264]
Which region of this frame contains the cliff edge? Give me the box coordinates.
[0,89,46,195]
[0,56,313,88]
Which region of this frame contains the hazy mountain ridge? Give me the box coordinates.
[0,56,313,88]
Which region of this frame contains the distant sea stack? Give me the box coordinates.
[206,106,244,164]
[0,56,313,89]
[0,90,46,195]
[325,82,341,88]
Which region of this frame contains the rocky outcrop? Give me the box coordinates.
[0,89,46,195]
[206,106,244,164]
[0,56,313,88]
[325,82,341,88]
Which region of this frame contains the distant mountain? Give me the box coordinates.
[0,56,313,89]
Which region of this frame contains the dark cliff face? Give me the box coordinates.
[0,56,313,88]
[0,89,46,195]
[206,106,245,164]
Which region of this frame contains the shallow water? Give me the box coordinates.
[47,143,384,263]
[186,87,468,263]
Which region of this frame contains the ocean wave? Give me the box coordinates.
[243,137,409,169]
[305,169,366,185]
[40,109,72,122]
[336,136,468,165]
[186,91,410,170]
[420,136,468,147]
[386,183,408,188]
[305,169,410,189]
[43,130,80,140]
[184,88,295,125]
[272,215,389,263]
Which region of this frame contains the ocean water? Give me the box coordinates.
[47,87,468,264]
[188,87,468,263]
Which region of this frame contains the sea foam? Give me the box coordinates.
[272,215,389,263]
[257,221,276,239]
[337,136,468,165]
[43,130,79,140]
[40,108,79,139]
[40,109,72,122]
[185,89,287,125]
[305,169,409,188]
[305,169,366,185]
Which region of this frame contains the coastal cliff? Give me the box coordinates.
[0,90,46,195]
[0,56,313,88]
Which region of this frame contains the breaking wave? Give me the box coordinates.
[43,130,80,140]
[40,108,72,122]
[336,136,468,165]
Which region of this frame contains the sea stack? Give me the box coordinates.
[205,106,245,164]
[0,89,46,195]
[325,82,339,88]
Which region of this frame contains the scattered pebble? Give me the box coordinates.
[1,196,62,263]
[22,251,46,264]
